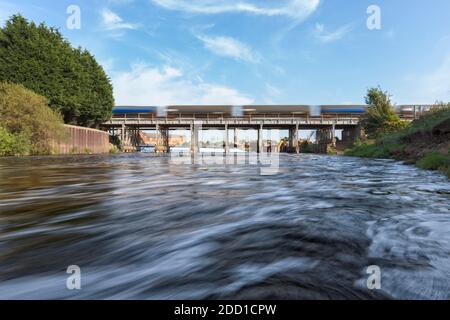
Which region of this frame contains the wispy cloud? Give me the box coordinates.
[150,0,320,20]
[312,23,352,43]
[196,35,260,63]
[112,63,254,105]
[262,83,283,103]
[395,53,450,103]
[101,8,139,30]
[416,54,450,102]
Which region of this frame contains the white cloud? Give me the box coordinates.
[395,54,450,104]
[150,0,320,20]
[112,64,254,105]
[312,23,352,43]
[414,55,450,103]
[196,35,259,63]
[101,8,138,30]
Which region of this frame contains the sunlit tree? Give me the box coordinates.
[0,15,114,127]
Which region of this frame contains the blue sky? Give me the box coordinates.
[1,0,450,106]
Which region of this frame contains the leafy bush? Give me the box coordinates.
[360,87,405,138]
[109,145,120,154]
[375,119,409,138]
[0,126,30,156]
[0,15,114,127]
[0,82,64,155]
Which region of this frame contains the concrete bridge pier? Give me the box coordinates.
[331,122,336,148]
[315,126,336,154]
[288,124,300,153]
[117,124,140,152]
[224,124,230,154]
[341,126,363,145]
[190,123,199,153]
[257,124,263,154]
[156,124,170,153]
[130,127,142,148]
[121,124,125,144]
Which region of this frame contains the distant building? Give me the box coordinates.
[140,132,186,147]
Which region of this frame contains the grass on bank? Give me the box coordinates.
[416,151,450,171]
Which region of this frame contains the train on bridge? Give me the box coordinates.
[111,105,430,120]
[112,105,364,119]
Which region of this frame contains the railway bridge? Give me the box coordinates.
[101,104,431,153]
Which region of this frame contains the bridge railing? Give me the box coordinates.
[105,116,361,127]
[107,111,418,126]
[109,112,363,121]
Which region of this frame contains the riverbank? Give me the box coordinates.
[345,105,450,178]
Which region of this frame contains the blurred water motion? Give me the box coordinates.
[0,153,449,300]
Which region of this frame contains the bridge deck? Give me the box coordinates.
[103,116,362,129]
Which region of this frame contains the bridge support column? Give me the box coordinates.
[191,123,199,153]
[234,128,238,148]
[341,126,363,145]
[257,124,263,154]
[131,127,141,149]
[289,126,298,153]
[224,124,230,154]
[156,125,170,153]
[121,124,125,145]
[295,123,300,154]
[331,122,336,148]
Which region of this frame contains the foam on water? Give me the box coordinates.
[0,153,449,299]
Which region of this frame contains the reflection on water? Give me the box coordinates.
[0,154,449,299]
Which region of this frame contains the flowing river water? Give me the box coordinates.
[0,153,449,300]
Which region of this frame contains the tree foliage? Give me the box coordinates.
[0,126,30,156]
[361,87,407,138]
[0,82,64,155]
[0,15,114,127]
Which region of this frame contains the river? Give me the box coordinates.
[0,153,449,299]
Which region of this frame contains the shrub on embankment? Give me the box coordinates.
[0,82,64,156]
[360,87,409,139]
[345,103,450,178]
[0,15,114,127]
[0,126,30,156]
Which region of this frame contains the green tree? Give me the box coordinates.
[0,15,114,127]
[0,82,64,155]
[361,87,407,138]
